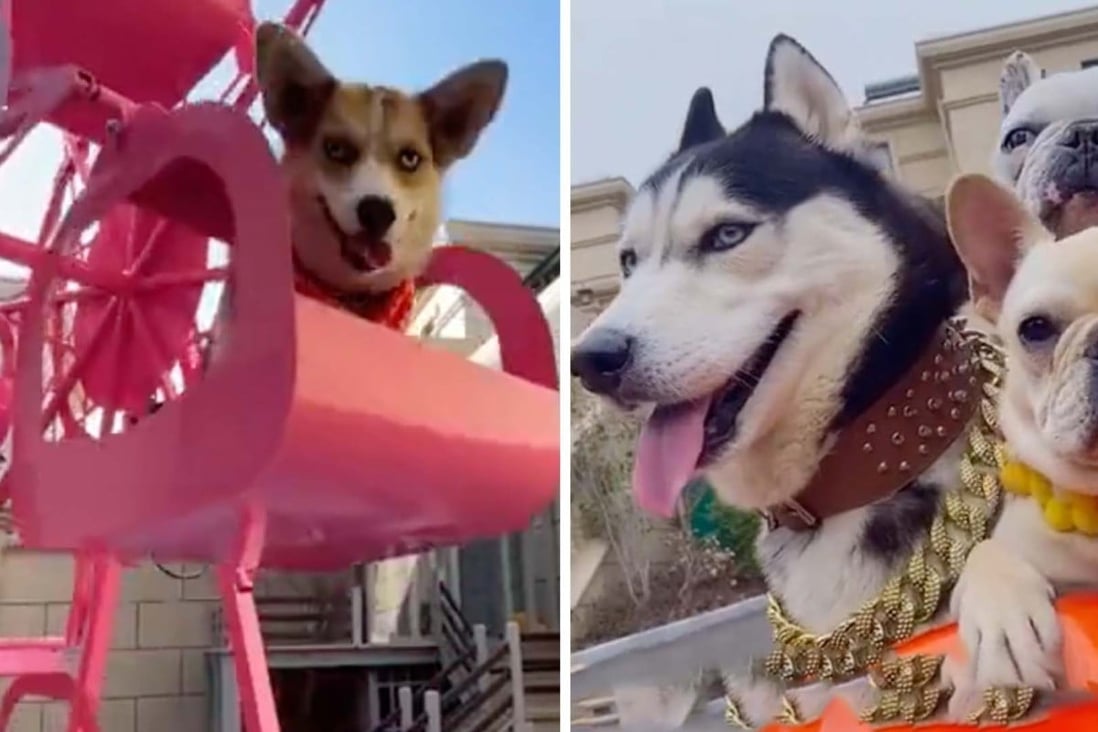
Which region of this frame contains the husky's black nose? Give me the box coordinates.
[356,196,396,239]
[571,329,633,394]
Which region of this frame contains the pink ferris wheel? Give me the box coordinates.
[0,1,560,730]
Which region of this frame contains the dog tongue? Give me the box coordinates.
[633,399,709,517]
[346,233,393,269]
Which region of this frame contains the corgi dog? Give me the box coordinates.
[254,22,507,313]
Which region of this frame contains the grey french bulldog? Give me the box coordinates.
[994,50,1098,239]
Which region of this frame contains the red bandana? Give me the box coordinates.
[292,258,416,331]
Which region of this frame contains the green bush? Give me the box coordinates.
[686,480,761,577]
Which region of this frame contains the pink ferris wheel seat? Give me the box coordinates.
[10,0,250,138]
[7,103,559,570]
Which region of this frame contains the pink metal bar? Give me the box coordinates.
[134,267,229,290]
[0,234,130,291]
[67,555,120,732]
[218,505,279,732]
[40,301,114,429]
[421,245,558,390]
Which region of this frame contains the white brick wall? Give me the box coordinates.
[0,551,218,732]
[0,553,360,732]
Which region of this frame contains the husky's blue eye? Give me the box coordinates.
[1003,127,1035,152]
[700,222,757,252]
[1017,315,1058,346]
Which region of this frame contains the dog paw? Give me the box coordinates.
[947,539,1060,718]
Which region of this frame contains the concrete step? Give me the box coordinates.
[572,711,620,728]
[576,695,614,711]
[521,631,560,661]
[528,701,560,722]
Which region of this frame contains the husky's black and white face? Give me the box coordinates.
[572,36,965,520]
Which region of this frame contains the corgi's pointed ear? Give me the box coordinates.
[678,87,724,151]
[764,35,861,154]
[1000,50,1043,116]
[418,60,508,169]
[946,173,1049,322]
[255,22,336,144]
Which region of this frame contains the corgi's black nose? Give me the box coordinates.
[356,196,396,239]
[571,329,633,395]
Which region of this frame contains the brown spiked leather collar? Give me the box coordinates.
[761,323,985,532]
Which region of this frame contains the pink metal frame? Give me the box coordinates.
[0,2,557,732]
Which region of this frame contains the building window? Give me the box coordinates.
[1083,58,1098,69]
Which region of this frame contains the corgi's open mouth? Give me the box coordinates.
[631,311,801,517]
[317,197,392,272]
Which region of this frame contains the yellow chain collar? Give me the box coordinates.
[725,325,1036,728]
[1000,458,1098,535]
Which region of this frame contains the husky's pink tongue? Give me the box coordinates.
[633,399,710,517]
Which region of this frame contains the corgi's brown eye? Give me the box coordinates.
[322,137,358,166]
[398,148,422,172]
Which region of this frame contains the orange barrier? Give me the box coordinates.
[762,595,1098,732]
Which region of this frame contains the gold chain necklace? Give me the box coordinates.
[725,325,1036,728]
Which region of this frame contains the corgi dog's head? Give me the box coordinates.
[255,22,507,294]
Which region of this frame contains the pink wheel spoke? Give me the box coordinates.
[127,300,174,385]
[42,300,117,429]
[0,287,108,315]
[51,253,128,292]
[134,266,228,291]
[58,395,83,439]
[159,373,179,401]
[128,218,170,274]
[124,208,140,264]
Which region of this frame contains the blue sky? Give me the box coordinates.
[0,0,559,251]
[258,0,560,226]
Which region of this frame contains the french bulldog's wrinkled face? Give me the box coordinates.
[993,51,1098,240]
[948,173,1098,491]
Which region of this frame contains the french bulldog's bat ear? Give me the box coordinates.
[678,87,725,151]
[946,173,1050,323]
[764,34,862,154]
[1000,50,1043,116]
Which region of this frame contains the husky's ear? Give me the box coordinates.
[255,22,336,144]
[946,173,1049,322]
[678,87,724,151]
[764,34,860,153]
[1000,51,1043,116]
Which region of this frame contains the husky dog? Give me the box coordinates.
[571,35,973,722]
[992,51,1098,247]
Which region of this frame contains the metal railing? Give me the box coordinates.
[521,247,559,294]
[371,580,485,731]
[438,580,477,671]
[395,622,527,732]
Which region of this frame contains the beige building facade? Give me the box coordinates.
[860,6,1098,197]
